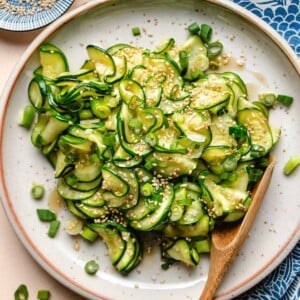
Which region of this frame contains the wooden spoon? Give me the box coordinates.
[200,154,275,300]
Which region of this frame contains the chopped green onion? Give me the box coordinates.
[141,183,154,197]
[129,118,143,134]
[85,260,99,275]
[246,167,263,182]
[37,290,51,300]
[18,105,35,129]
[31,184,45,200]
[200,24,212,43]
[283,156,300,175]
[276,94,293,106]
[259,93,276,107]
[179,50,189,74]
[207,41,223,58]
[37,209,56,222]
[132,26,141,36]
[229,125,247,138]
[188,22,200,34]
[81,227,98,242]
[14,284,29,300]
[48,220,60,238]
[79,109,93,120]
[91,100,111,119]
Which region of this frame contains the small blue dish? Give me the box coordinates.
[0,0,74,31]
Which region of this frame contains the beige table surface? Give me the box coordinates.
[0,1,90,299]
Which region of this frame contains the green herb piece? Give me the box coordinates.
[18,105,35,129]
[79,109,93,120]
[141,182,154,197]
[200,23,212,43]
[91,99,111,119]
[31,184,45,200]
[207,41,223,58]
[85,260,99,275]
[37,290,51,300]
[37,209,56,222]
[81,227,98,242]
[276,94,293,106]
[132,26,141,36]
[188,22,200,34]
[14,284,29,300]
[259,93,276,107]
[179,50,188,74]
[48,220,61,238]
[283,156,300,175]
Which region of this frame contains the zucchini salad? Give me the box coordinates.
[23,23,284,274]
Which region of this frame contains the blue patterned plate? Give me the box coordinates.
[0,0,74,31]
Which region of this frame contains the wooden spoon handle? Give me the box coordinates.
[200,240,240,300]
[200,155,275,300]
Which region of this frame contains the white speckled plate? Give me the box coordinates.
[0,1,299,299]
[0,0,74,31]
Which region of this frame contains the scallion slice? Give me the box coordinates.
[200,24,212,43]
[284,156,300,175]
[37,209,56,222]
[188,22,200,35]
[18,105,35,129]
[207,41,223,58]
[31,184,45,200]
[85,260,99,275]
[37,290,51,300]
[48,220,61,238]
[14,284,29,300]
[132,26,141,36]
[276,94,293,106]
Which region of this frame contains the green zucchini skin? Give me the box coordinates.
[26,30,280,273]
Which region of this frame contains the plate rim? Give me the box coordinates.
[0,0,299,299]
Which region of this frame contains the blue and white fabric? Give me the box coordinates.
[232,1,299,298]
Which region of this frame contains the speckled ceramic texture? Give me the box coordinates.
[0,1,299,300]
[0,0,74,31]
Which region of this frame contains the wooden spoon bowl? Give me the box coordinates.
[200,155,275,300]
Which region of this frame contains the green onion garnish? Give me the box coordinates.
[18,105,35,129]
[283,156,300,175]
[48,220,61,238]
[141,182,154,197]
[31,184,45,200]
[229,125,247,138]
[179,50,189,74]
[207,41,223,58]
[132,26,141,36]
[37,209,56,222]
[81,227,98,242]
[37,290,51,300]
[188,22,200,34]
[246,167,263,182]
[259,93,276,107]
[200,23,212,43]
[85,260,99,275]
[14,284,29,300]
[276,94,293,106]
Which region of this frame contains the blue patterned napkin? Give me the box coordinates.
[232,1,300,299]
